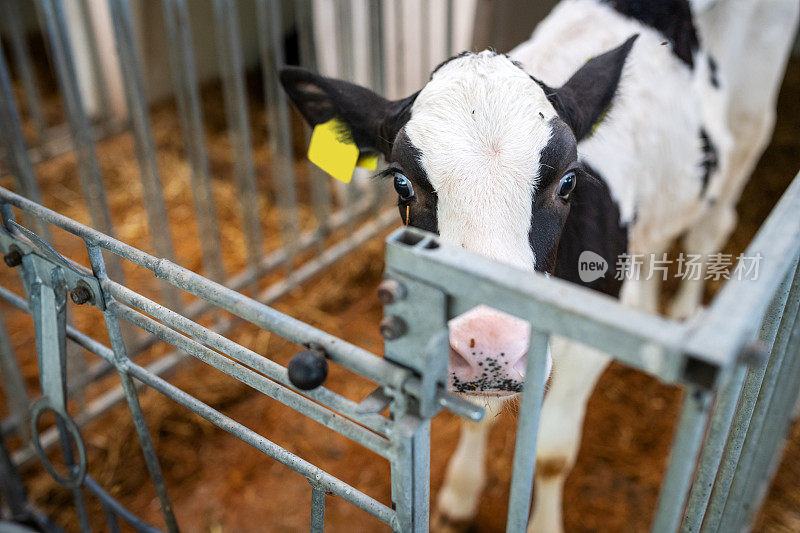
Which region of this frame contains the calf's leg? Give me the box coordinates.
[527,341,610,533]
[434,398,506,526]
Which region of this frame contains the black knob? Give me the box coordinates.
[288,349,328,390]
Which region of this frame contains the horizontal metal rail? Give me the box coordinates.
[1,287,397,527]
[107,300,394,457]
[125,360,397,527]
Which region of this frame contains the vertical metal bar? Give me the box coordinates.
[394,0,405,97]
[334,0,358,233]
[212,0,263,291]
[161,0,226,284]
[0,0,47,139]
[0,39,49,239]
[700,365,767,532]
[76,0,112,122]
[37,0,122,409]
[293,0,332,245]
[366,0,387,216]
[0,416,30,521]
[106,0,180,311]
[737,309,800,529]
[651,386,714,533]
[86,244,180,533]
[418,0,429,86]
[310,483,326,532]
[709,256,800,533]
[36,0,123,276]
[390,407,430,533]
[55,417,91,533]
[335,1,355,81]
[505,330,549,532]
[679,366,746,533]
[683,257,798,533]
[717,264,800,532]
[0,306,31,443]
[368,0,386,95]
[21,261,69,413]
[445,0,454,58]
[20,259,91,532]
[256,0,300,269]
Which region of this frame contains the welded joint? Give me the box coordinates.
[0,219,106,310]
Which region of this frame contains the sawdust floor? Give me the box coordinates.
[0,47,798,532]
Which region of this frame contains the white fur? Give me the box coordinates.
[432,0,798,531]
[512,0,728,251]
[406,51,558,271]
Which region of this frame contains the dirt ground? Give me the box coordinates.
[0,36,798,533]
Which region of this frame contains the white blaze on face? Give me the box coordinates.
[405,52,557,271]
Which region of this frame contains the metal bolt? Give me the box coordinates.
[70,285,93,305]
[380,315,407,340]
[377,279,406,305]
[3,250,22,268]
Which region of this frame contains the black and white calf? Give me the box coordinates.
[280,0,798,530]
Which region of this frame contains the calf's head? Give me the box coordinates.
[280,36,636,396]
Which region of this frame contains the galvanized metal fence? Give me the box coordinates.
[0,1,799,532]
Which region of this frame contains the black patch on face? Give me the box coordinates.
[553,163,628,299]
[530,119,578,273]
[389,130,438,233]
[699,127,718,195]
[602,0,699,68]
[708,55,720,88]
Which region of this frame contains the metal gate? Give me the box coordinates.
[1,1,799,532]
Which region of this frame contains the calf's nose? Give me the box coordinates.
[448,305,531,392]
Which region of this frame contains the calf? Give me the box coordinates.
[280,0,798,530]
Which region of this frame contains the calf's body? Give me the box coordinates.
[279,0,798,530]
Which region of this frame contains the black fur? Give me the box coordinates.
[603,0,699,68]
[699,128,718,195]
[530,119,578,273]
[708,55,720,88]
[553,163,627,298]
[390,130,438,233]
[535,35,638,141]
[279,66,417,158]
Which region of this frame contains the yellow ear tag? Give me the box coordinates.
[356,153,379,170]
[308,118,378,182]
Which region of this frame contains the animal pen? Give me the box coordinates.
[0,1,799,532]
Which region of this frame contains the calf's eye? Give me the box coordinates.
[557,171,577,200]
[394,173,415,200]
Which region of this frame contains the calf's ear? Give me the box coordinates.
[537,35,638,141]
[279,66,417,158]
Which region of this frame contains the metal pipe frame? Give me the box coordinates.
[0,178,481,530]
[380,172,800,532]
[1,1,799,531]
